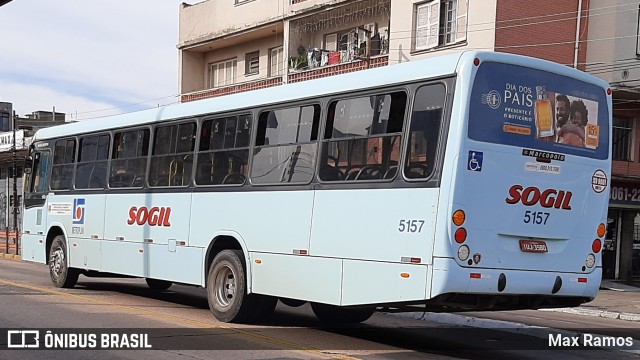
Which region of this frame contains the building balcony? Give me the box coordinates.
[181,76,283,103]
[180,53,388,103]
[288,54,388,83]
[178,0,287,51]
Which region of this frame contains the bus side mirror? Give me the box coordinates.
[24,156,33,174]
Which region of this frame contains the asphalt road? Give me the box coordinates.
[0,259,638,359]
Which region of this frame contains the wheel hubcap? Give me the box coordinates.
[214,265,236,308]
[50,248,64,279]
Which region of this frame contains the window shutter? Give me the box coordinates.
[415,0,440,51]
[325,33,338,51]
[273,47,284,76]
[455,0,468,42]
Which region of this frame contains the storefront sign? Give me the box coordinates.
[0,130,27,152]
[609,182,640,206]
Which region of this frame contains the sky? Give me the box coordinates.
[0,1,188,121]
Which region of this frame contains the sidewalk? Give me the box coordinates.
[0,238,21,261]
[541,280,640,322]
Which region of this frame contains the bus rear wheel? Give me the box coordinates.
[207,249,257,323]
[145,278,172,290]
[49,235,79,288]
[311,303,374,323]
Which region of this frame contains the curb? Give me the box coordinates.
[540,307,640,322]
[1,253,21,261]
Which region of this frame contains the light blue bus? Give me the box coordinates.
[21,51,611,323]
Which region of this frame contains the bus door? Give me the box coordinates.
[22,148,51,263]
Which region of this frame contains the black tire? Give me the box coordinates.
[311,302,374,323]
[206,249,257,323]
[48,235,79,288]
[145,278,172,290]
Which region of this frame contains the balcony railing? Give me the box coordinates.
[289,55,388,83]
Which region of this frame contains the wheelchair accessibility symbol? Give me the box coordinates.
[467,151,483,171]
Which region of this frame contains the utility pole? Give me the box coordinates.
[12,111,18,255]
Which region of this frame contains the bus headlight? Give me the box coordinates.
[457,245,470,261]
[585,254,596,269]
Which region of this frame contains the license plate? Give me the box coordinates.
[519,240,548,253]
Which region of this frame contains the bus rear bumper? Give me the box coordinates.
[428,257,600,310]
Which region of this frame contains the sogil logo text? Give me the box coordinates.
[127,207,172,227]
[505,185,573,210]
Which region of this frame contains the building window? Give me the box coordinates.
[209,59,237,88]
[0,112,10,132]
[612,117,632,161]
[245,51,260,75]
[414,0,467,51]
[269,47,284,77]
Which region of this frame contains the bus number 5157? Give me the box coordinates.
[523,211,549,225]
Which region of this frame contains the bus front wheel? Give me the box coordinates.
[207,249,256,323]
[48,235,79,288]
[311,302,374,323]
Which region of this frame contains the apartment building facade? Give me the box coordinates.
[585,0,640,280]
[177,0,639,280]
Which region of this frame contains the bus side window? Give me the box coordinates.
[196,114,252,186]
[110,129,149,188]
[251,105,319,185]
[50,139,76,191]
[29,151,51,194]
[319,92,406,182]
[149,122,196,187]
[404,84,446,180]
[75,134,109,189]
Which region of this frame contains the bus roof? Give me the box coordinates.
[32,51,609,141]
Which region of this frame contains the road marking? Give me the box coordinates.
[0,278,362,359]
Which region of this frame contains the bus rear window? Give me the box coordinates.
[468,62,609,159]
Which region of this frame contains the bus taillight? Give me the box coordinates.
[597,223,606,238]
[452,210,466,226]
[592,239,602,253]
[458,245,470,261]
[454,228,467,243]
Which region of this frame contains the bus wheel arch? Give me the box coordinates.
[45,226,65,261]
[204,234,247,286]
